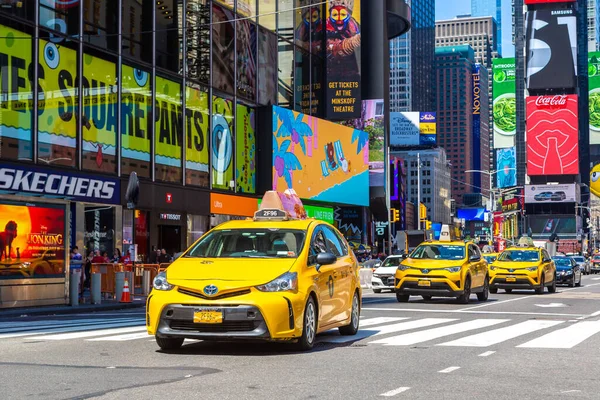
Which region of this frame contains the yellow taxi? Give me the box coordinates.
[488,238,556,294]
[394,226,489,304]
[147,191,362,351]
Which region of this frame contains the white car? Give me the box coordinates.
[371,255,404,293]
[572,256,590,275]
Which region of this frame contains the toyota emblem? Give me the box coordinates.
[203,285,219,296]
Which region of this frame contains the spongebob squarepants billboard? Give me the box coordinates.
[272,106,369,206]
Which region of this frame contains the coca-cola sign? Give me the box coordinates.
[534,95,568,107]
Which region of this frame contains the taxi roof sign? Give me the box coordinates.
[439,224,452,242]
[254,190,307,221]
[517,236,534,247]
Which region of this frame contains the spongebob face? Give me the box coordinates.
[591,164,600,198]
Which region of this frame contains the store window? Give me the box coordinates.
[82,47,118,174]
[235,103,256,193]
[258,0,276,31]
[277,0,293,41]
[156,0,183,73]
[187,214,209,247]
[121,63,152,178]
[258,26,277,105]
[37,33,78,168]
[0,0,34,22]
[278,37,293,109]
[186,0,210,84]
[83,0,118,52]
[155,75,183,183]
[212,95,235,191]
[122,209,149,262]
[122,0,153,64]
[84,205,115,257]
[185,83,210,187]
[40,0,80,37]
[236,18,257,101]
[212,3,235,94]
[0,20,34,163]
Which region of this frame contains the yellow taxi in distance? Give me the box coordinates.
[489,240,556,294]
[147,191,361,351]
[394,232,489,304]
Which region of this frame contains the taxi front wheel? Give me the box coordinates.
[156,336,184,351]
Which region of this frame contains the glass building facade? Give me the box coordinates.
[471,0,501,55]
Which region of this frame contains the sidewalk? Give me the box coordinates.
[0,287,146,319]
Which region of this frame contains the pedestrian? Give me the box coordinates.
[84,250,93,290]
[91,250,105,264]
[119,250,132,265]
[149,246,158,264]
[158,249,171,264]
[112,248,121,263]
[101,251,110,263]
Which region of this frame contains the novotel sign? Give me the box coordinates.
[0,163,120,204]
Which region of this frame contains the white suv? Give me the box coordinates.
[371,255,404,293]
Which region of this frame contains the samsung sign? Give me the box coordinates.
[0,164,120,204]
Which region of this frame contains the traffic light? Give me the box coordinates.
[391,208,399,223]
[425,220,432,230]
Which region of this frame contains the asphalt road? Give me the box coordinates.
[3,275,600,399]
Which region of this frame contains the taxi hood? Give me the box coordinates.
[404,258,467,269]
[166,257,298,289]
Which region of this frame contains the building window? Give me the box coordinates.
[212,3,235,94]
[122,0,153,64]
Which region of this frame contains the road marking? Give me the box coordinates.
[517,320,600,349]
[0,320,145,339]
[561,390,582,394]
[590,310,600,317]
[322,318,454,344]
[362,307,585,318]
[592,277,600,281]
[370,319,508,346]
[87,332,151,341]
[0,318,145,333]
[26,326,147,341]
[459,295,531,311]
[534,303,568,308]
[438,320,564,347]
[478,351,496,357]
[380,387,411,397]
[438,366,460,374]
[360,317,409,327]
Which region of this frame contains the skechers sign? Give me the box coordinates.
[0,164,120,204]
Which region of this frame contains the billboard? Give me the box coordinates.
[272,106,369,206]
[472,64,482,191]
[0,202,65,279]
[528,216,579,237]
[589,52,600,145]
[524,0,575,3]
[390,112,437,147]
[236,103,256,193]
[325,0,361,120]
[457,208,486,221]
[526,95,579,176]
[496,147,517,188]
[525,8,577,90]
[525,184,579,204]
[492,58,516,149]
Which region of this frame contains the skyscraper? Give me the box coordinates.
[471,0,502,55]
[389,0,435,113]
[435,16,498,68]
[589,0,598,51]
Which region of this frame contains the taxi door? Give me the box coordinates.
[467,244,484,288]
[541,250,554,283]
[309,227,339,327]
[322,226,353,323]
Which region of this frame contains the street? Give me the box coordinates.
[3,276,600,400]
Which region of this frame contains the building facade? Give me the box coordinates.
[393,148,453,224]
[471,0,502,55]
[435,16,498,68]
[435,45,490,207]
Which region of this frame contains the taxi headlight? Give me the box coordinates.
[153,272,174,291]
[444,266,461,273]
[489,265,497,271]
[397,264,410,271]
[256,272,298,292]
[526,266,538,272]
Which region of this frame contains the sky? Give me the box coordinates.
[435,0,515,58]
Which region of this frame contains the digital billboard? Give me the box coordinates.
[525,8,577,90]
[457,208,486,221]
[526,95,579,176]
[528,216,579,237]
[525,184,579,204]
[492,58,516,149]
[272,106,369,206]
[390,112,437,147]
[236,103,256,193]
[496,147,517,188]
[525,0,575,3]
[324,0,361,120]
[589,52,600,145]
[0,203,65,279]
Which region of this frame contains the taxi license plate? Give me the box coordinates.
[418,280,431,287]
[506,277,516,283]
[193,310,223,324]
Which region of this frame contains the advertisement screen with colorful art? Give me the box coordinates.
[272,106,369,206]
[526,95,579,176]
[155,76,183,182]
[236,103,256,193]
[185,85,210,187]
[496,147,517,188]
[325,0,361,120]
[0,203,66,279]
[589,52,600,145]
[212,96,235,190]
[492,58,516,149]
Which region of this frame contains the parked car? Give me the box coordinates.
[591,255,600,274]
[571,256,590,275]
[552,256,582,287]
[372,255,404,293]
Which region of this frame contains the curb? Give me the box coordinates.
[0,301,145,319]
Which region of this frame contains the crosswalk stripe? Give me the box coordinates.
[321,318,456,344]
[438,320,565,347]
[370,319,509,346]
[24,324,146,341]
[87,332,151,341]
[0,320,144,340]
[517,320,600,349]
[0,318,145,334]
[360,317,409,327]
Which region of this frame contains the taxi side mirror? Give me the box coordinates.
[315,252,336,272]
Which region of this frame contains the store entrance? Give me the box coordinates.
[158,225,181,257]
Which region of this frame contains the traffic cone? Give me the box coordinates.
[120,278,132,303]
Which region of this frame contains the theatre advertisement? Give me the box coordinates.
[0,203,66,279]
[324,0,361,120]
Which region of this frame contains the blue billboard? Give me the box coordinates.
[457,208,486,221]
[496,147,517,188]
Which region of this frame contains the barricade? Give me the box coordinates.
[359,268,373,289]
[132,264,159,295]
[89,262,160,299]
[158,263,171,272]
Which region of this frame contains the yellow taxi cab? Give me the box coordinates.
[483,253,498,264]
[147,191,362,351]
[394,226,489,304]
[488,237,556,294]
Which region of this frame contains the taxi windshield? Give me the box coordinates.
[483,255,497,263]
[186,229,306,259]
[498,250,539,262]
[410,245,465,260]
